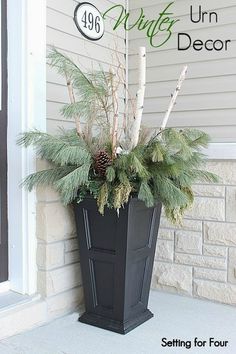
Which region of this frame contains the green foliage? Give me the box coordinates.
[106,166,116,182]
[97,183,109,215]
[138,182,154,208]
[19,127,219,224]
[47,48,114,134]
[18,50,219,224]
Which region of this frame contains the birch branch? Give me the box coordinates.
[130,47,146,149]
[110,69,119,158]
[65,74,81,135]
[160,65,188,131]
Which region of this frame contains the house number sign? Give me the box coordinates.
[74,2,105,41]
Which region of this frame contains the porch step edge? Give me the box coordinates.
[0,296,47,340]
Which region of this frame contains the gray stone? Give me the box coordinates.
[194,280,236,305]
[176,231,202,254]
[185,197,225,221]
[203,245,227,258]
[155,240,174,261]
[193,185,225,198]
[158,228,174,240]
[206,161,236,185]
[175,253,227,270]
[152,262,192,295]
[194,267,227,282]
[65,238,79,252]
[228,248,236,284]
[226,187,236,222]
[65,251,80,265]
[204,222,236,246]
[160,217,202,232]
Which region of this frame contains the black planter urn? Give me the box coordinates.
[74,196,162,334]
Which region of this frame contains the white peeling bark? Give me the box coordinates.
[160,65,188,130]
[130,47,146,149]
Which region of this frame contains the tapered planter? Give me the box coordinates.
[74,196,162,334]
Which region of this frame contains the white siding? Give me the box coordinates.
[129,0,236,142]
[46,0,127,134]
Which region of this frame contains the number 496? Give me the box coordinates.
[81,11,101,33]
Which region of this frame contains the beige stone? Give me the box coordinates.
[176,231,202,254]
[158,228,174,240]
[36,158,51,171]
[204,222,236,246]
[37,202,76,242]
[65,251,80,265]
[155,240,174,262]
[226,187,236,222]
[38,263,82,297]
[46,286,84,319]
[175,253,227,270]
[194,280,236,305]
[152,262,192,295]
[228,248,236,284]
[37,242,64,270]
[194,267,227,282]
[65,238,79,252]
[203,245,227,258]
[160,217,202,232]
[193,185,225,198]
[37,186,60,203]
[206,161,236,185]
[185,197,225,221]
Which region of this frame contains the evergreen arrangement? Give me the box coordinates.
[18,48,218,224]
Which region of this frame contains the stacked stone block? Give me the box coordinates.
[152,161,236,306]
[36,185,83,319]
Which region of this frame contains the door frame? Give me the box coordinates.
[0,0,8,285]
[7,0,46,295]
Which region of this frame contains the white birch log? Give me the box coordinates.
[110,69,119,158]
[130,47,146,149]
[160,65,188,131]
[65,75,81,135]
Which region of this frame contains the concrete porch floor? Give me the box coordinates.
[0,290,235,354]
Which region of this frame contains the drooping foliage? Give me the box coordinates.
[18,49,218,224]
[18,127,218,224]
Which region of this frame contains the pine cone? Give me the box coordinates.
[94,150,111,177]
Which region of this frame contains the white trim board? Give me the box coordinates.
[0,282,10,294]
[7,0,46,295]
[204,143,236,160]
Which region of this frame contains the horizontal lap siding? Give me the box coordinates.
[129,0,236,142]
[47,0,126,133]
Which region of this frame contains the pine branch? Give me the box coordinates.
[55,163,91,204]
[48,48,111,127]
[138,181,154,207]
[18,130,92,166]
[22,166,76,191]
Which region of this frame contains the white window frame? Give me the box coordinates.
[7,0,46,295]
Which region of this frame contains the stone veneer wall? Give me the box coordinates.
[152,160,236,305]
[36,163,83,319]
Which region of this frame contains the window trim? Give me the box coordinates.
[7,0,46,295]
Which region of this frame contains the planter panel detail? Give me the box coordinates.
[74,197,162,334]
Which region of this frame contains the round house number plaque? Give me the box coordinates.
[74,2,105,41]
